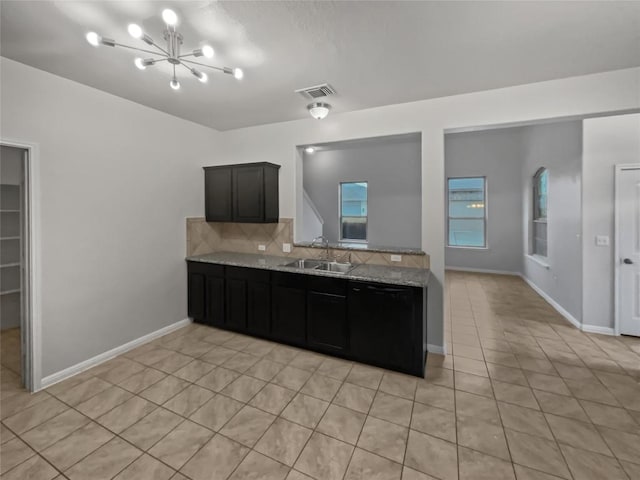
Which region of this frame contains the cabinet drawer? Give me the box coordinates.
[188,261,224,277]
[226,266,270,283]
[272,271,307,289]
[307,275,347,295]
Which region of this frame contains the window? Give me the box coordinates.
[447,177,486,248]
[532,167,548,257]
[340,182,368,242]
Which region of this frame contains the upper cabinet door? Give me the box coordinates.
[204,167,232,222]
[233,166,264,222]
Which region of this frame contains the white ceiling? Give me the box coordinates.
[2,1,640,131]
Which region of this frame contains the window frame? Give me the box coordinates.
[446,176,488,249]
[338,181,368,243]
[532,167,548,258]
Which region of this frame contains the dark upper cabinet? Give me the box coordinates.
[348,281,418,373]
[204,162,280,223]
[271,272,307,345]
[204,167,232,222]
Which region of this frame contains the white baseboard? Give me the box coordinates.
[519,276,582,330]
[427,343,447,355]
[445,266,521,276]
[581,324,615,336]
[40,318,192,391]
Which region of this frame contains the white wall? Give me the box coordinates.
[303,135,422,248]
[0,58,219,379]
[216,67,640,351]
[445,128,525,273]
[583,114,640,331]
[522,121,583,322]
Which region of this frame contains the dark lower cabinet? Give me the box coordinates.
[247,281,271,336]
[188,271,206,320]
[225,267,271,334]
[225,277,248,329]
[187,261,426,377]
[188,262,225,327]
[206,276,225,327]
[307,276,348,354]
[271,272,307,345]
[349,281,421,374]
[307,291,348,353]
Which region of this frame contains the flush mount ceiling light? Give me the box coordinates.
[307,102,331,120]
[85,8,244,91]
[304,146,315,154]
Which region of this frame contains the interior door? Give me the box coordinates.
[618,166,640,336]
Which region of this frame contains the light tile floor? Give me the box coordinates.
[0,328,21,377]
[1,271,639,479]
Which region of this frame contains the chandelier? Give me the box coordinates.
[85,8,243,90]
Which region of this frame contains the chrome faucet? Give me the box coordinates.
[311,235,330,260]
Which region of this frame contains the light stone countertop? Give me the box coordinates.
[186,251,430,288]
[294,241,425,256]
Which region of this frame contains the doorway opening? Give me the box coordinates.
[1,142,37,391]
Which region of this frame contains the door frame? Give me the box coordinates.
[1,138,41,391]
[614,163,640,336]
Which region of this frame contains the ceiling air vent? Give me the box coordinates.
[295,83,336,100]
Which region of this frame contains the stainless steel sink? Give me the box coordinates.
[284,259,326,269]
[316,262,354,274]
[284,259,355,275]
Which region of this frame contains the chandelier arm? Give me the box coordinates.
[113,42,167,57]
[147,41,170,56]
[179,58,226,73]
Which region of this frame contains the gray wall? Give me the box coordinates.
[445,128,525,273]
[444,121,583,323]
[582,114,640,330]
[303,135,422,248]
[1,58,218,379]
[521,121,583,322]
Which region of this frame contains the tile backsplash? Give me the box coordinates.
[186,217,430,269]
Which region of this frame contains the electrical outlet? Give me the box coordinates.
[282,243,291,253]
[258,244,266,251]
[390,254,402,262]
[595,235,609,247]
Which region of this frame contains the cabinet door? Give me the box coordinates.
[349,282,415,372]
[206,276,225,327]
[247,281,271,336]
[307,291,347,353]
[226,278,248,330]
[271,284,306,345]
[205,168,233,222]
[188,272,206,322]
[233,166,264,222]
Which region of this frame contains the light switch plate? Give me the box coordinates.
[390,254,402,262]
[595,235,609,247]
[258,244,266,251]
[282,243,291,253]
